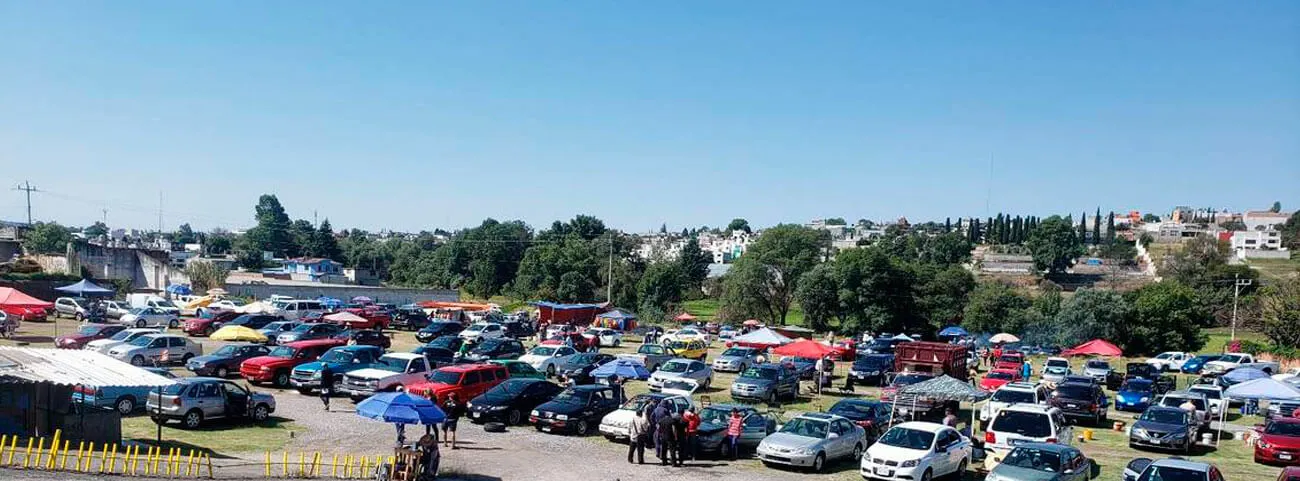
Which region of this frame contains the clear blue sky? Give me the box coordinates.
[3,2,1297,232]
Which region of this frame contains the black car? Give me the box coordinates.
[1124,363,1176,394]
[1051,381,1110,425]
[424,335,464,353]
[412,346,459,368]
[502,320,535,339]
[530,385,622,435]
[849,354,895,386]
[560,353,617,385]
[333,329,391,349]
[186,343,271,378]
[224,314,279,330]
[859,338,904,355]
[827,399,891,441]
[415,322,465,343]
[467,378,563,425]
[460,339,527,362]
[1128,406,1198,453]
[390,308,431,331]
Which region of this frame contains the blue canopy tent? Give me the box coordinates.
[165,284,192,296]
[1224,367,1270,383]
[1217,377,1300,446]
[590,358,652,380]
[938,326,968,338]
[55,279,115,297]
[318,297,345,310]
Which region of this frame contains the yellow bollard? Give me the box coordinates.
[109,443,119,474]
[359,456,367,479]
[75,441,86,472]
[299,451,306,476]
[34,436,45,468]
[282,450,289,477]
[7,435,17,466]
[60,440,71,471]
[311,452,321,477]
[23,437,36,469]
[98,442,109,473]
[331,454,338,478]
[185,449,196,477]
[173,447,183,477]
[207,453,215,479]
[126,445,136,475]
[82,442,94,472]
[151,446,162,476]
[344,455,352,478]
[47,430,61,470]
[265,451,271,478]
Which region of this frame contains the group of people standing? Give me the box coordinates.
[625,404,747,466]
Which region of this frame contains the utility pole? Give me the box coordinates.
[13,181,38,225]
[157,192,164,233]
[1230,274,1254,340]
[607,234,614,302]
[102,208,108,225]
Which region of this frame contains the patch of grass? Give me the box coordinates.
[1203,327,1267,354]
[1080,423,1281,480]
[121,415,303,456]
[680,299,807,327]
[1246,257,1300,282]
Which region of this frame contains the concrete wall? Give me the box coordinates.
[70,243,182,291]
[1239,249,1292,260]
[28,255,69,275]
[0,240,21,262]
[224,283,459,305]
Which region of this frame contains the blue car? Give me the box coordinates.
[74,367,176,415]
[1180,354,1222,374]
[1115,378,1156,412]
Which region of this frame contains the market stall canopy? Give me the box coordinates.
[356,392,446,425]
[0,347,174,387]
[165,284,191,295]
[891,334,915,341]
[772,339,837,358]
[590,358,652,380]
[673,313,697,322]
[206,288,228,296]
[0,287,54,309]
[728,328,793,349]
[742,320,763,327]
[1224,378,1300,401]
[235,301,273,314]
[1224,367,1270,383]
[323,311,369,326]
[898,375,991,402]
[210,326,268,343]
[54,279,114,297]
[593,308,638,330]
[596,309,637,321]
[350,296,374,304]
[1061,339,1122,357]
[184,296,215,310]
[988,333,1021,344]
[938,326,968,337]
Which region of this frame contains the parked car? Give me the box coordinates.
[599,391,694,441]
[407,363,509,404]
[182,311,242,336]
[540,332,599,352]
[289,345,386,394]
[986,443,1099,481]
[1049,381,1110,426]
[1122,458,1222,481]
[222,314,280,331]
[102,300,131,319]
[849,354,895,387]
[1147,352,1192,372]
[519,345,581,377]
[582,328,622,348]
[72,367,176,414]
[984,404,1073,468]
[712,346,762,373]
[617,343,679,372]
[424,335,464,354]
[1181,355,1223,375]
[276,322,345,345]
[660,328,709,345]
[1204,353,1280,375]
[980,382,1051,429]
[415,322,465,344]
[333,329,392,349]
[1189,384,1226,416]
[107,334,203,366]
[268,299,326,321]
[827,399,890,441]
[186,343,271,378]
[258,320,301,343]
[460,338,527,362]
[1082,359,1116,385]
[489,359,546,380]
[390,307,431,331]
[1116,379,1158,413]
[467,378,564,425]
[718,326,738,340]
[1155,391,1210,430]
[1122,363,1177,393]
[54,297,91,320]
[557,352,617,385]
[530,384,622,435]
[731,364,800,404]
[782,356,819,380]
[459,322,506,342]
[147,378,275,429]
[84,327,159,354]
[981,369,1024,392]
[1256,417,1300,465]
[696,404,775,458]
[338,352,434,401]
[859,337,904,355]
[862,421,971,481]
[116,307,179,329]
[240,339,346,387]
[56,323,126,349]
[1129,406,1200,453]
[757,412,866,472]
[996,352,1027,372]
[648,359,714,391]
[544,324,579,339]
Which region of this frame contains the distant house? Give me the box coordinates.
[1243,211,1292,232]
[281,257,344,283]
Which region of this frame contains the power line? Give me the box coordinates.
[13,181,39,225]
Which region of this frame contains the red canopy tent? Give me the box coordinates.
[771,339,838,359]
[742,319,762,327]
[0,287,53,309]
[1062,339,1122,357]
[673,313,697,322]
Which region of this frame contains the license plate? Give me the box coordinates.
[1150,439,1162,445]
[1067,404,1078,408]
[469,412,479,419]
[541,426,552,432]
[875,467,893,476]
[1281,454,1293,460]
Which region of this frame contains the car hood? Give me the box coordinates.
[735,378,775,388]
[762,432,821,451]
[295,361,327,372]
[85,339,121,348]
[866,442,929,462]
[1262,433,1300,449]
[346,367,402,379]
[519,354,553,364]
[242,356,290,368]
[108,345,141,354]
[715,356,745,363]
[1133,420,1188,432]
[535,399,584,415]
[602,409,637,425]
[652,371,692,381]
[989,464,1062,481]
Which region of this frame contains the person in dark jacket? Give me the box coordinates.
[651,400,671,461]
[442,393,466,449]
[671,413,687,466]
[656,409,678,466]
[318,364,335,411]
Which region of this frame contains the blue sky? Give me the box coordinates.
[2,2,1297,232]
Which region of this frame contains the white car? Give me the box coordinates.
[103,300,132,319]
[517,345,580,376]
[1188,384,1225,416]
[660,328,708,345]
[862,422,972,481]
[583,328,622,348]
[1201,353,1279,375]
[196,300,243,317]
[1274,367,1300,382]
[598,391,694,441]
[118,307,180,329]
[982,404,1073,470]
[647,359,714,391]
[979,382,1050,425]
[1146,352,1191,372]
[459,322,505,342]
[84,328,160,354]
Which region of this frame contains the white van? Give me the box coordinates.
[126,294,180,315]
[269,299,325,321]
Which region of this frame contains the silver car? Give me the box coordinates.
[756,412,866,472]
[712,347,762,373]
[103,301,131,319]
[119,307,181,329]
[54,297,90,320]
[1042,365,1072,385]
[147,378,276,429]
[647,359,714,391]
[106,334,203,366]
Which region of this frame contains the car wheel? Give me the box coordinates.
[546,365,556,377]
[253,404,270,422]
[921,468,933,481]
[739,364,748,373]
[852,443,863,460]
[136,319,146,328]
[183,410,204,429]
[954,458,968,479]
[274,371,290,387]
[766,391,777,405]
[216,366,229,378]
[181,353,194,364]
[75,313,84,321]
[577,419,590,435]
[507,409,522,425]
[203,326,214,336]
[811,452,825,473]
[115,396,136,415]
[168,319,179,329]
[131,355,146,366]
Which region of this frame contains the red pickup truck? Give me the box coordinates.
[239,338,346,387]
[407,363,508,404]
[324,308,392,330]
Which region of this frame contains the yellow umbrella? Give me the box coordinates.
[184,296,215,310]
[210,325,268,343]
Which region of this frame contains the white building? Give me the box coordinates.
[1243,211,1292,232]
[1231,230,1283,251]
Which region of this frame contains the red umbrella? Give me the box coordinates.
[0,287,53,309]
[673,313,697,322]
[1061,339,1122,357]
[742,319,762,327]
[771,339,838,358]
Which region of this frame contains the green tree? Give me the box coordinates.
[288,219,315,258]
[726,218,752,234]
[824,218,847,226]
[312,219,343,261]
[204,235,233,256]
[175,223,197,245]
[637,261,685,312]
[243,195,294,257]
[512,216,630,303]
[1050,288,1129,347]
[1280,212,1300,251]
[795,264,841,332]
[1124,281,1209,354]
[1142,213,1161,223]
[184,260,230,292]
[1259,278,1300,349]
[677,237,712,292]
[23,222,72,254]
[719,224,828,325]
[918,232,973,266]
[1092,208,1102,245]
[1097,239,1138,265]
[1026,215,1085,274]
[913,264,976,330]
[1220,220,1247,231]
[1078,213,1087,245]
[1106,212,1116,243]
[962,281,1033,334]
[1271,201,1283,213]
[83,221,109,239]
[1034,281,1063,318]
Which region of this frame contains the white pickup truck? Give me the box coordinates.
[1201,353,1279,375]
[1145,352,1191,372]
[338,353,434,401]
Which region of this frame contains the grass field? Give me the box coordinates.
[681,298,808,327]
[1247,257,1300,282]
[120,413,303,456]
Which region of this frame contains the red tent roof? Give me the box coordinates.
[673,313,697,321]
[0,287,53,309]
[1062,339,1122,357]
[771,339,837,358]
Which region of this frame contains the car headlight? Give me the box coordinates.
[260,366,271,372]
[901,459,920,468]
[490,405,508,411]
[466,402,474,409]
[555,414,569,420]
[530,410,540,416]
[1259,440,1272,449]
[798,447,818,456]
[312,372,322,379]
[1140,397,1150,403]
[1134,429,1148,438]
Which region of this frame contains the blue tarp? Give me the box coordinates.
[1224,368,1270,383]
[591,359,651,380]
[532,301,607,310]
[166,284,192,295]
[55,279,115,296]
[939,326,968,337]
[355,392,446,425]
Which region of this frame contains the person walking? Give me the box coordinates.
[726,409,744,461]
[441,393,465,449]
[318,363,335,412]
[627,407,650,464]
[682,407,700,461]
[656,407,678,466]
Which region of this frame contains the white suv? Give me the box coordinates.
[459,322,505,342]
[979,382,1049,428]
[983,404,1072,470]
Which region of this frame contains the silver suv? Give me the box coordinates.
[147,378,276,429]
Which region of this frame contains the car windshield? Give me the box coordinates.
[213,345,239,356]
[878,427,935,450]
[1045,366,1069,375]
[1266,422,1300,436]
[318,351,355,363]
[700,407,743,424]
[1142,409,1189,424]
[1189,388,1221,400]
[1001,447,1062,472]
[740,367,777,381]
[1046,359,1068,368]
[153,299,177,308]
[721,348,751,357]
[473,340,503,352]
[778,418,828,439]
[1122,379,1153,392]
[127,336,154,347]
[1138,466,1206,481]
[992,389,1036,404]
[1159,396,1205,411]
[78,325,105,335]
[269,346,296,358]
[855,357,890,369]
[487,379,534,397]
[531,347,557,356]
[621,394,664,412]
[1086,360,1109,369]
[466,324,486,332]
[291,324,314,333]
[427,371,462,385]
[1219,354,1245,363]
[1055,385,1094,399]
[108,330,135,341]
[987,372,1014,381]
[377,357,408,370]
[639,345,665,355]
[991,411,1051,437]
[660,361,690,373]
[552,389,591,404]
[999,355,1021,363]
[128,308,147,315]
[829,401,877,419]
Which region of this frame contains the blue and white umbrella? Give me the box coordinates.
[590,359,652,380]
[356,392,446,425]
[938,326,968,338]
[166,284,192,295]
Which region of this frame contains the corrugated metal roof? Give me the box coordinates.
[0,347,175,388]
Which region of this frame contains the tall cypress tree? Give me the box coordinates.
[1077,213,1087,244]
[1092,208,1101,245]
[1106,212,1116,242]
[945,217,952,232]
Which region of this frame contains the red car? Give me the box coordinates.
[1257,417,1300,465]
[55,323,127,349]
[540,333,598,352]
[979,368,1023,392]
[1279,466,1300,481]
[183,311,242,336]
[407,363,508,405]
[1,305,48,322]
[239,338,346,387]
[994,352,1025,371]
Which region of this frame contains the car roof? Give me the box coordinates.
[797,412,842,422]
[178,377,229,384]
[1146,405,1188,415]
[705,403,756,411]
[1270,417,1300,426]
[1046,357,1068,362]
[440,363,501,373]
[999,382,1040,391]
[1001,403,1056,414]
[892,421,948,433]
[1188,384,1222,391]
[1150,458,1212,471]
[990,368,1018,374]
[380,352,422,360]
[570,384,613,392]
[337,344,382,351]
[1058,381,1098,389]
[286,339,343,348]
[1164,391,1207,399]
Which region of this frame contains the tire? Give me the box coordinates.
[852,443,863,461]
[181,353,194,363]
[203,326,214,337]
[811,452,826,473]
[921,468,933,481]
[183,410,204,429]
[507,409,522,425]
[546,365,556,377]
[168,319,179,329]
[274,371,290,388]
[253,404,270,422]
[131,355,146,366]
[115,396,136,415]
[739,364,748,373]
[484,422,507,433]
[75,313,84,322]
[576,419,590,435]
[767,391,777,405]
[954,458,968,480]
[216,366,229,378]
[136,319,146,328]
